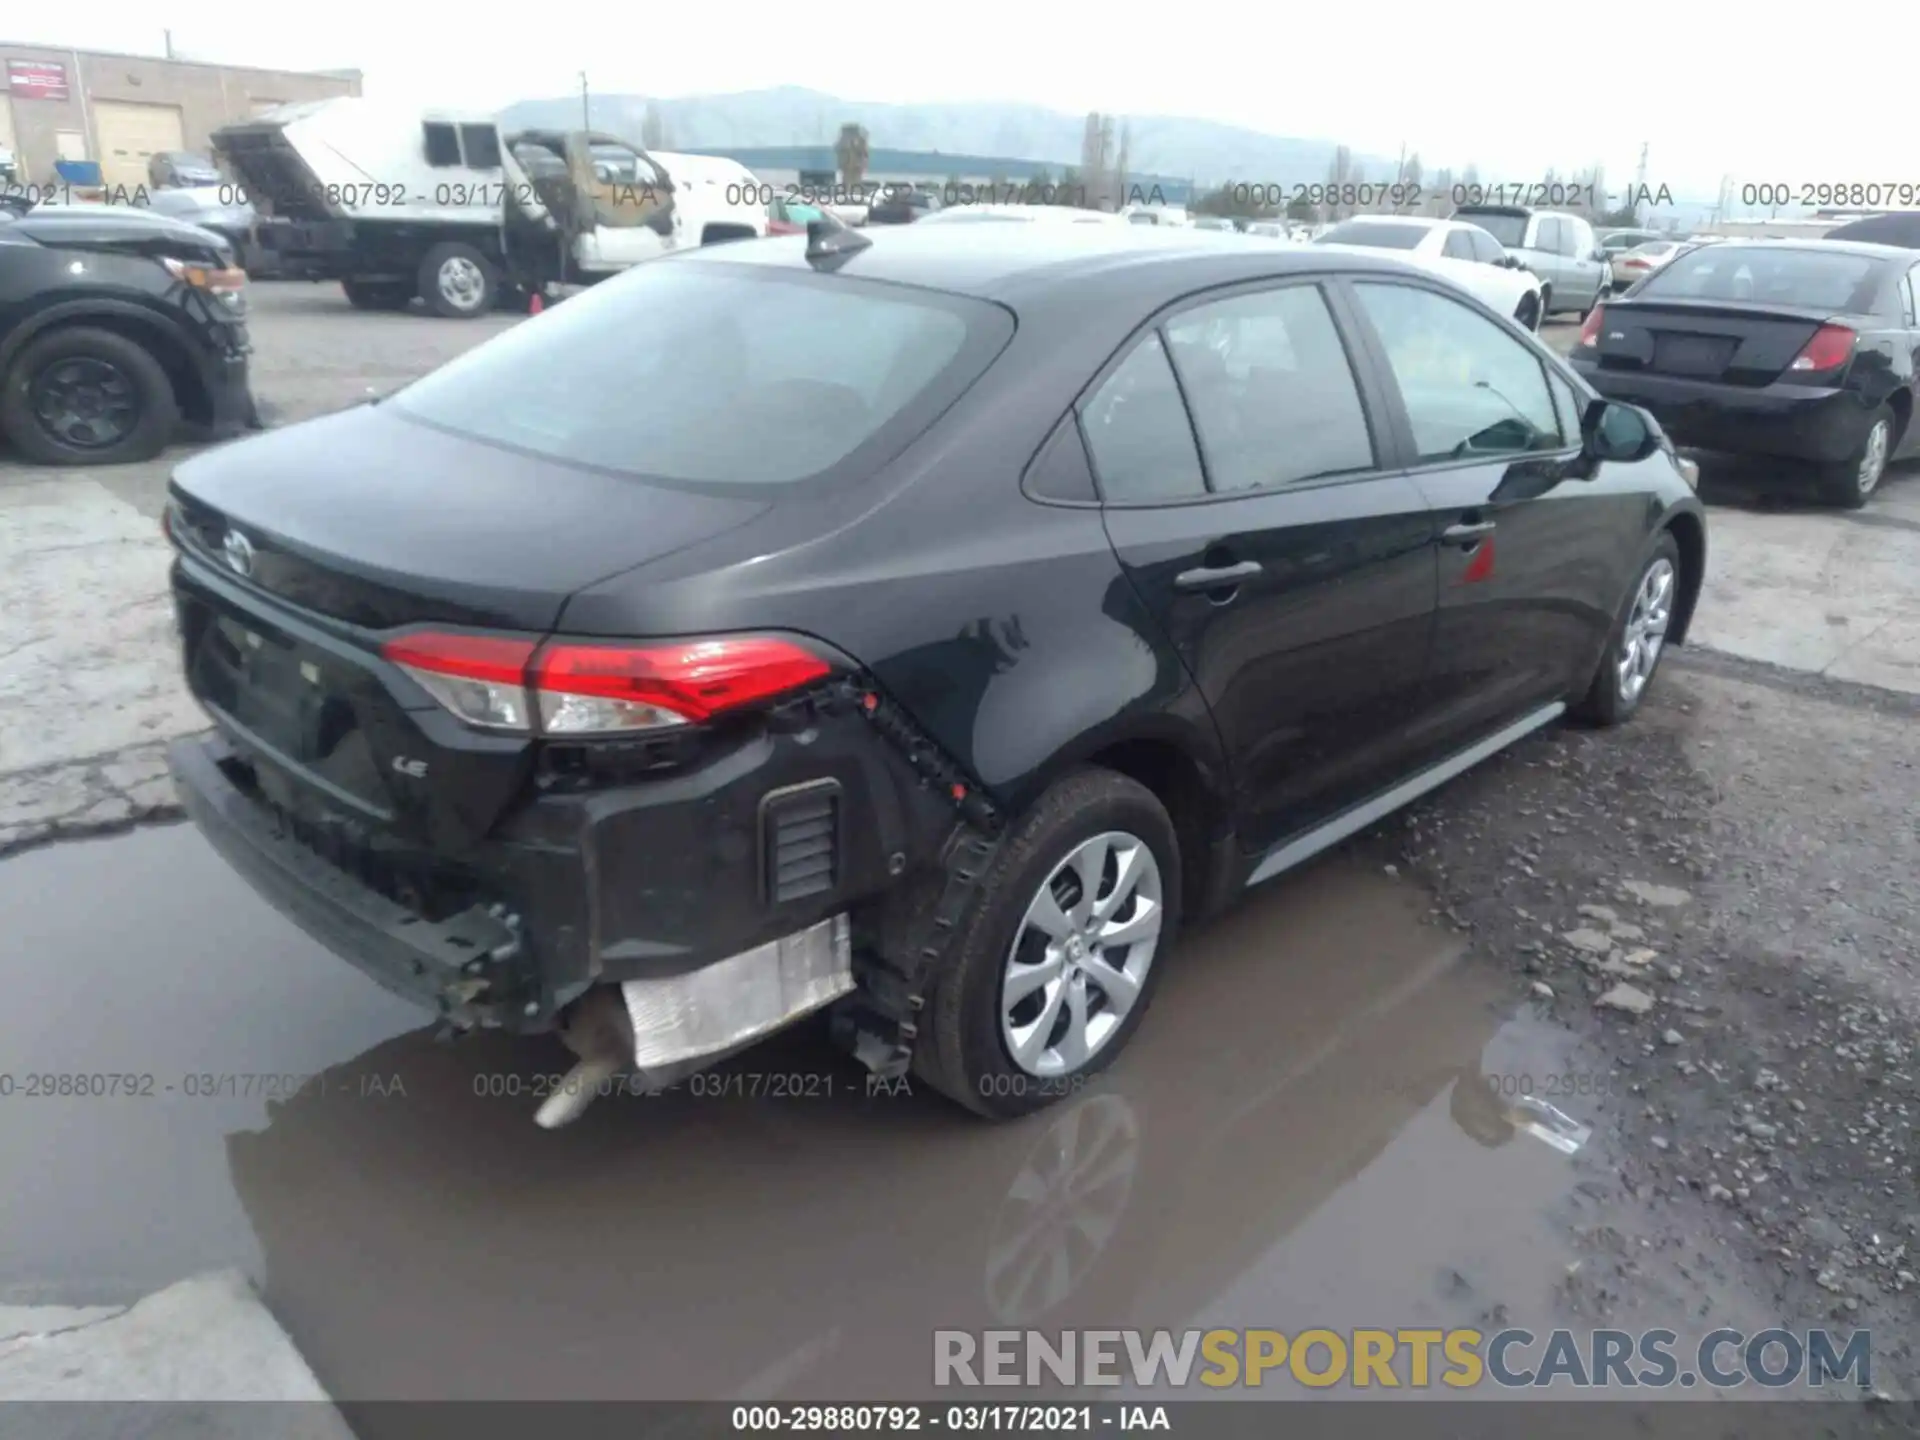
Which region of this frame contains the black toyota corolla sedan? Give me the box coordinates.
[1569,238,1920,507]
[164,223,1706,1126]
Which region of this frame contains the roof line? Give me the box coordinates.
[0,40,361,82]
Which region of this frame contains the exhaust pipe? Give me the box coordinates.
[534,987,636,1130]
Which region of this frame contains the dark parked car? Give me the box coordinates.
[164,225,1706,1127]
[1820,212,1920,248]
[0,203,256,464]
[867,186,942,224]
[1569,238,1920,506]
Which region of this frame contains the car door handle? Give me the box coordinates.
[1174,559,1264,592]
[1440,520,1497,547]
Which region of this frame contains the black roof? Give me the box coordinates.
[1679,237,1914,262]
[1819,212,1920,248]
[680,224,1431,305]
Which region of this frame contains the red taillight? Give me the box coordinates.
[1789,324,1856,374]
[768,219,801,235]
[379,630,831,735]
[1579,305,1606,347]
[1620,258,1648,270]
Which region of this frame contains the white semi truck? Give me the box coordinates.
[211,97,767,317]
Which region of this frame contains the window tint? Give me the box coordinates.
[1164,285,1375,491]
[392,266,1003,486]
[1459,211,1528,247]
[1317,220,1429,250]
[1353,282,1565,462]
[1536,217,1567,255]
[1567,218,1594,255]
[1080,334,1207,503]
[1641,246,1882,311]
[459,124,501,169]
[423,122,461,168]
[1442,230,1476,260]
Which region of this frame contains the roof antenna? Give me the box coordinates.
[805,214,871,269]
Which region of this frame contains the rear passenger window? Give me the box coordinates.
[1442,230,1476,260]
[1080,334,1207,503]
[1026,414,1099,503]
[1163,285,1375,491]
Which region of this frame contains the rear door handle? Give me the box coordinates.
[1440,520,1497,547]
[1174,559,1264,592]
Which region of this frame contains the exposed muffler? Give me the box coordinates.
[534,986,634,1130]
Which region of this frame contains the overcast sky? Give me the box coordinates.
[23,5,1915,200]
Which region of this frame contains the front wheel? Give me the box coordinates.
[417,242,497,319]
[0,325,178,465]
[1573,533,1681,727]
[913,769,1181,1119]
[1514,292,1541,332]
[1815,406,1893,509]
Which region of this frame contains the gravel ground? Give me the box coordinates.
[1360,647,1919,1403]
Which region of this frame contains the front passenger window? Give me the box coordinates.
[1080,334,1207,503]
[1353,282,1566,462]
[1442,231,1476,261]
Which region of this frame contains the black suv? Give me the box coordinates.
[0,203,256,464]
[165,225,1706,1125]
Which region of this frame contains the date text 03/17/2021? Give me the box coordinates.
[729,1404,1170,1433]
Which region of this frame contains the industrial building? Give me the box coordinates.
[687,144,1196,208]
[0,41,360,192]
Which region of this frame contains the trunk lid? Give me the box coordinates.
[168,404,769,849]
[210,121,330,221]
[1592,300,1850,386]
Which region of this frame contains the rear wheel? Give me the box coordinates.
[1815,407,1892,509]
[1514,292,1541,332]
[913,769,1180,1120]
[0,325,178,465]
[1573,532,1681,727]
[341,279,413,312]
[1536,285,1554,319]
[417,242,496,319]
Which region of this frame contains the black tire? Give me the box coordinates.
[341,279,413,312]
[1572,531,1683,727]
[1536,285,1554,319]
[913,768,1181,1120]
[0,325,178,466]
[1514,292,1540,332]
[1813,405,1893,510]
[416,242,496,319]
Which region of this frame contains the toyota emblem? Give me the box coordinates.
[222,529,255,577]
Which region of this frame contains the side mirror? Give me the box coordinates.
[1591,249,1608,263]
[1584,399,1661,463]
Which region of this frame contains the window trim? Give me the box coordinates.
[1900,264,1920,326]
[1333,274,1585,477]
[1073,275,1403,510]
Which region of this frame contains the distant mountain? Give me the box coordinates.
[497,86,1400,185]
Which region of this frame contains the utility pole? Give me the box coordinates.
[1633,141,1649,226]
[163,29,175,59]
[579,73,590,133]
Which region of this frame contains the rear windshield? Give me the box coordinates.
[391,262,1008,486]
[1317,221,1428,250]
[1456,210,1527,247]
[1639,246,1883,310]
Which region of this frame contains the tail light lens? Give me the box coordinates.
[381,631,833,736]
[1578,306,1606,347]
[1789,324,1857,374]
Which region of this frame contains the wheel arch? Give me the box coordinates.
[1661,505,1707,648]
[1011,717,1237,925]
[0,302,209,426]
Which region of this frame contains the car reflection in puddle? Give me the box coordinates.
[221,853,1625,1411]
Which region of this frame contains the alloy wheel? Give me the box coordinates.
[1616,557,1676,705]
[1000,831,1163,1077]
[30,356,139,451]
[1858,419,1890,496]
